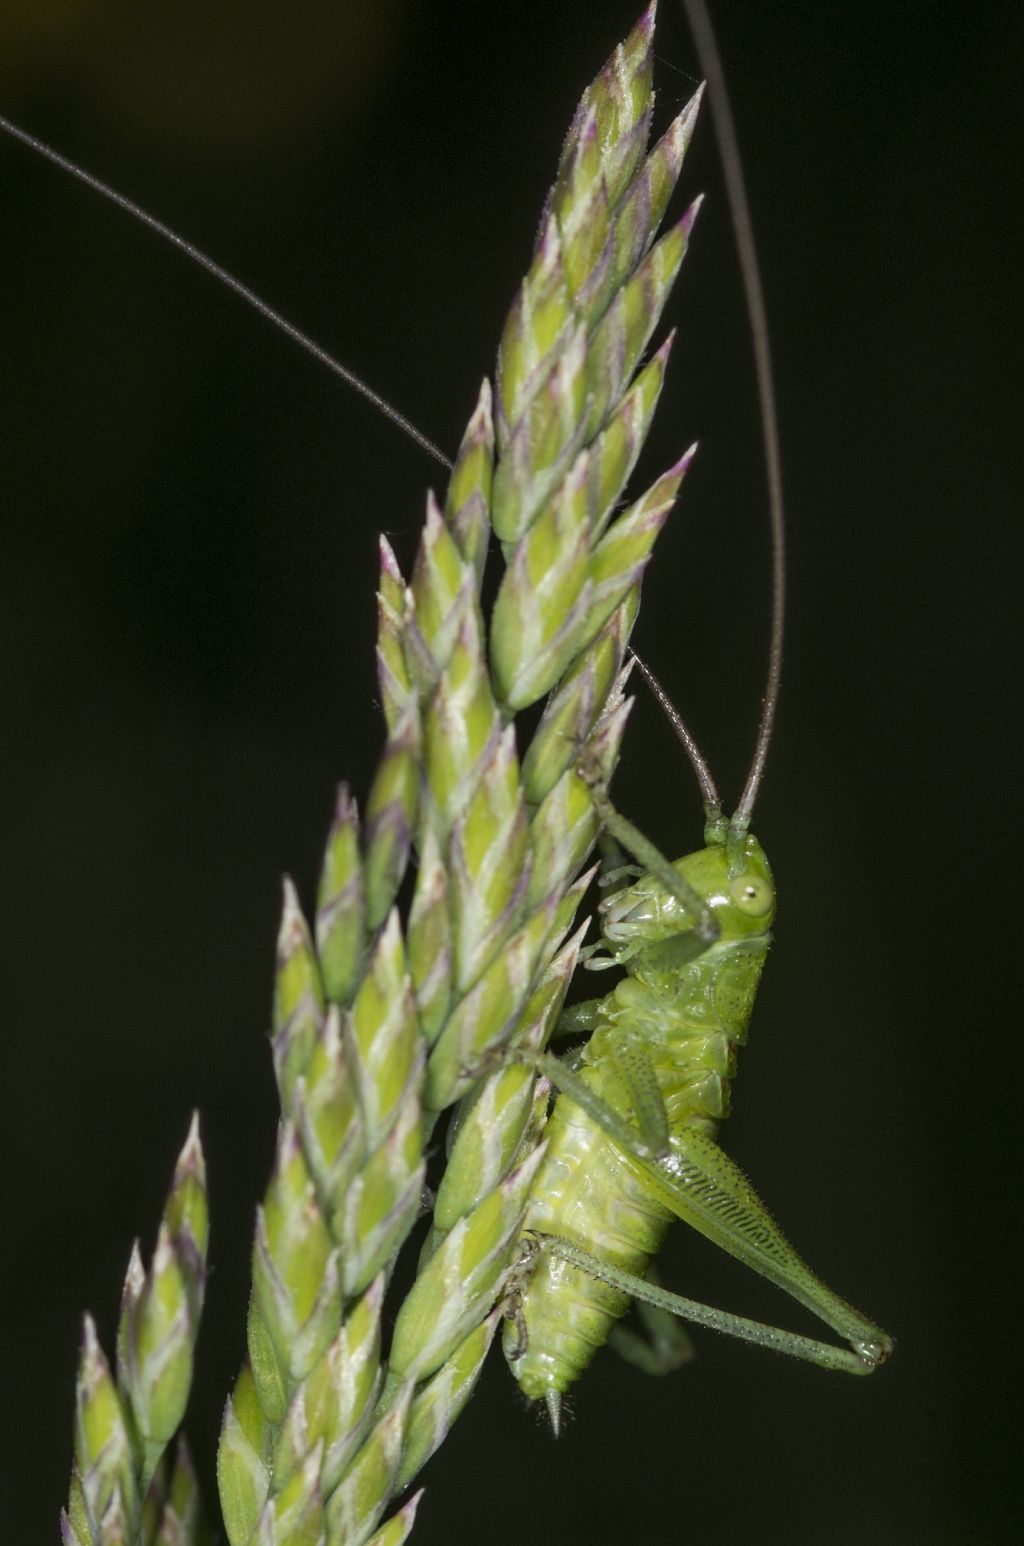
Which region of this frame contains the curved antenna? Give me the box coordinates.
[0,112,452,474]
[630,651,721,819]
[679,2,786,831]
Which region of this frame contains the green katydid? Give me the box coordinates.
[502,689,892,1429]
[1,0,891,1447]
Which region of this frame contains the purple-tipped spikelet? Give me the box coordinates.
[63,1121,209,1541]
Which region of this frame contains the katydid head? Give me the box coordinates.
[601,829,774,962]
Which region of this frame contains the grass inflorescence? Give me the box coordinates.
[62,7,702,1541]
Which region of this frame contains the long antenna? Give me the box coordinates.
[678,1,786,831]
[0,112,452,474]
[630,651,721,818]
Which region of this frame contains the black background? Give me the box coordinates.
[1,2,1018,1541]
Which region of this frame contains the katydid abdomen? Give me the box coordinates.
[509,1096,675,1402]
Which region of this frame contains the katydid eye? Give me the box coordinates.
[729,875,773,916]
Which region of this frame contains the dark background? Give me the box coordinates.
[1,1,1018,1541]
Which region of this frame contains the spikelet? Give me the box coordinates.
[62,1121,208,1545]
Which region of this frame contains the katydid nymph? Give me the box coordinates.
[502,674,893,1428]
[2,0,891,1449]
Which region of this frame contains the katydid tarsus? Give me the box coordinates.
[2,0,891,1438]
